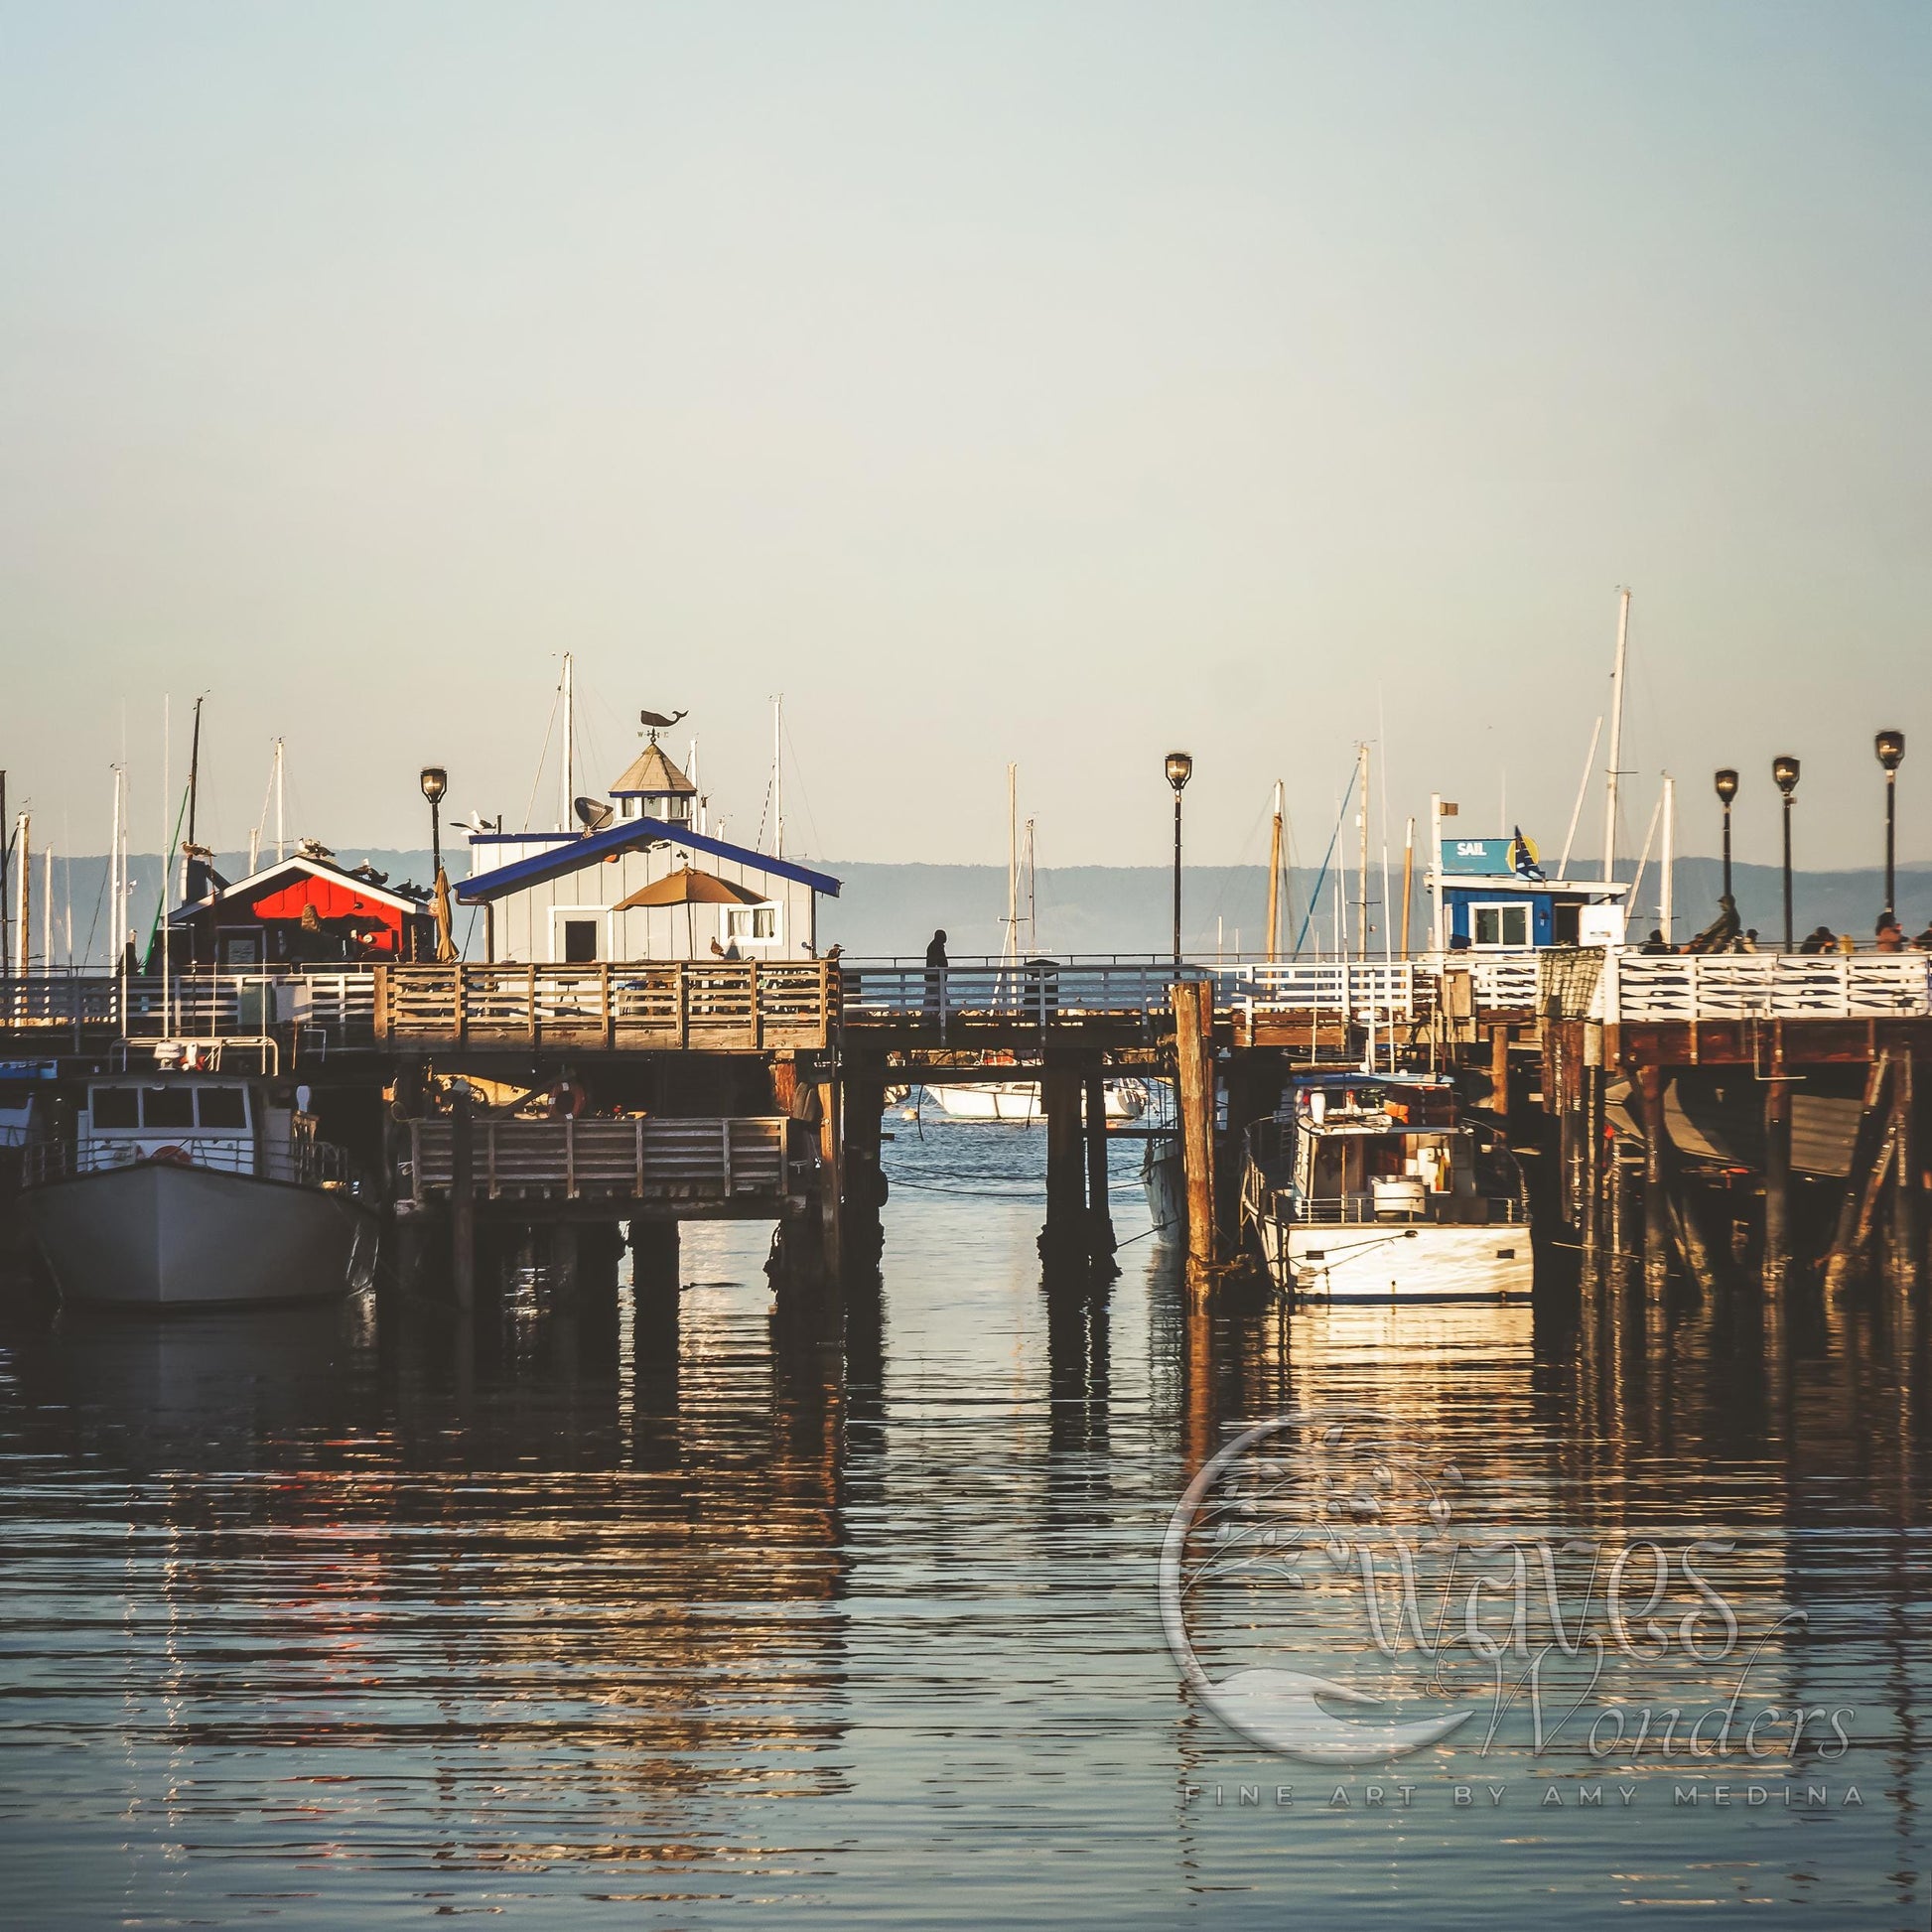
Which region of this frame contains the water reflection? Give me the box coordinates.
[0,1119,1924,1926]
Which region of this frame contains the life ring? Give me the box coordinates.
[146,1146,195,1168]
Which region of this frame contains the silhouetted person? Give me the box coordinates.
[1875,914,1905,953]
[1799,924,1836,955]
[1685,893,1741,955]
[924,928,948,1022]
[1640,927,1672,954]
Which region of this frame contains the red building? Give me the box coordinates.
[166,852,435,967]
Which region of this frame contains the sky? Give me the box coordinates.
[3,1,1929,883]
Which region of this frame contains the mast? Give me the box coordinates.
[184,693,204,900]
[1266,780,1284,964]
[43,842,52,973]
[1356,744,1370,963]
[1024,817,1036,952]
[274,737,285,862]
[1661,774,1676,941]
[562,652,574,827]
[161,696,170,1029]
[1004,763,1018,968]
[1401,816,1415,956]
[14,812,28,976]
[0,770,7,975]
[772,694,784,860]
[1603,589,1629,885]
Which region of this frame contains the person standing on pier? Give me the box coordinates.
[924,928,948,1022]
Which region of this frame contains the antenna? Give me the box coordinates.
[561,652,574,833]
[772,694,784,860]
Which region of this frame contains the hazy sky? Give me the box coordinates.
[3,2,1929,882]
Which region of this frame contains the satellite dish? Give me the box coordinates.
[639,708,688,731]
[574,796,615,832]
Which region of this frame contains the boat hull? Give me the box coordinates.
[926,1080,1147,1123]
[1260,1214,1532,1303]
[25,1163,378,1310]
[1143,1132,1185,1236]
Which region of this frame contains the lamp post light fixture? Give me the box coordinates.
[1714,768,1738,906]
[420,765,448,881]
[1166,751,1193,965]
[1876,730,1905,922]
[1772,755,1800,951]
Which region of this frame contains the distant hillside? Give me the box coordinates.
[12,848,1929,967]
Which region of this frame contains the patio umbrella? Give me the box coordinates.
[615,865,764,958]
[431,865,458,964]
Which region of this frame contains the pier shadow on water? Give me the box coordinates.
[0,1117,1926,1929]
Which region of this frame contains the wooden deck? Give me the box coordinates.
[406,1115,796,1212]
[376,961,838,1052]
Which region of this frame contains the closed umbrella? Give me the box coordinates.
[431,865,458,964]
[615,865,764,958]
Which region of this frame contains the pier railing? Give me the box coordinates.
[405,1115,793,1206]
[837,960,1207,1036]
[1605,951,1932,1022]
[1211,961,1433,1023]
[375,961,838,1051]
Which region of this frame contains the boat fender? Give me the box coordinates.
[147,1146,194,1168]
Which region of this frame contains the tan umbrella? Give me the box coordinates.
[615,865,764,958]
[431,864,458,964]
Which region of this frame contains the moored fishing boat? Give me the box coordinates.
[924,1077,1148,1124]
[21,1072,378,1309]
[1240,1071,1530,1303]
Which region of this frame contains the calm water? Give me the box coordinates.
[0,1117,1927,1929]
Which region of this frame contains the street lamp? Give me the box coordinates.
[1166,752,1193,964]
[1714,768,1738,905]
[1772,755,1800,951]
[1876,729,1905,922]
[420,765,448,880]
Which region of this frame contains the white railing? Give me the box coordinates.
[839,960,1205,1032]
[24,1133,352,1188]
[1468,952,1541,1009]
[1608,951,1932,1022]
[0,971,379,1048]
[1212,961,1430,1023]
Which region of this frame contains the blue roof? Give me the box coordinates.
[457,819,841,902]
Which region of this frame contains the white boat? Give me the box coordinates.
[924,1077,1148,1124]
[21,1073,378,1310]
[1241,1072,1531,1303]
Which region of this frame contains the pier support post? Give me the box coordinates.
[450,1084,476,1313]
[1083,1069,1116,1262]
[841,1055,890,1273]
[1582,1066,1602,1278]
[1763,1077,1792,1297]
[1040,1060,1088,1268]
[631,1217,679,1301]
[815,1071,843,1284]
[1893,1054,1921,1297]
[1490,1025,1512,1123]
[1638,1065,1671,1300]
[1173,979,1217,1274]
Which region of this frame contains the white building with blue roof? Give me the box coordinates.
[458,737,840,963]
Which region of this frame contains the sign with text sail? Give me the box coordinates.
[1439,837,1518,876]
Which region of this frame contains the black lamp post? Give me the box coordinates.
[1166,751,1193,964]
[420,766,448,880]
[1876,729,1905,922]
[1773,756,1800,951]
[1714,768,1738,905]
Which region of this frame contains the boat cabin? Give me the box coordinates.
[77,1074,287,1178]
[459,736,840,963]
[1280,1074,1507,1224]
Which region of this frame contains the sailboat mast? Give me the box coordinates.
[184,694,204,899]
[772,695,784,860]
[1357,744,1370,963]
[161,696,170,1022]
[562,652,574,827]
[1603,589,1629,884]
[1265,781,1284,964]
[1005,763,1018,967]
[274,738,286,863]
[1661,774,1676,941]
[15,812,28,976]
[1401,816,1415,956]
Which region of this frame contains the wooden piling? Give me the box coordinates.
[1582,1066,1601,1276]
[1490,1025,1511,1122]
[630,1217,680,1301]
[1891,1053,1920,1296]
[815,1074,843,1282]
[1083,1068,1115,1259]
[1762,1077,1792,1296]
[1173,979,1216,1270]
[450,1084,476,1312]
[1041,1061,1087,1265]
[1638,1065,1671,1299]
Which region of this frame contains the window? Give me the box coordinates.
[218,931,262,966]
[197,1088,247,1130]
[92,1088,138,1129]
[142,1087,195,1129]
[724,903,779,945]
[562,918,599,963]
[1471,903,1529,949]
